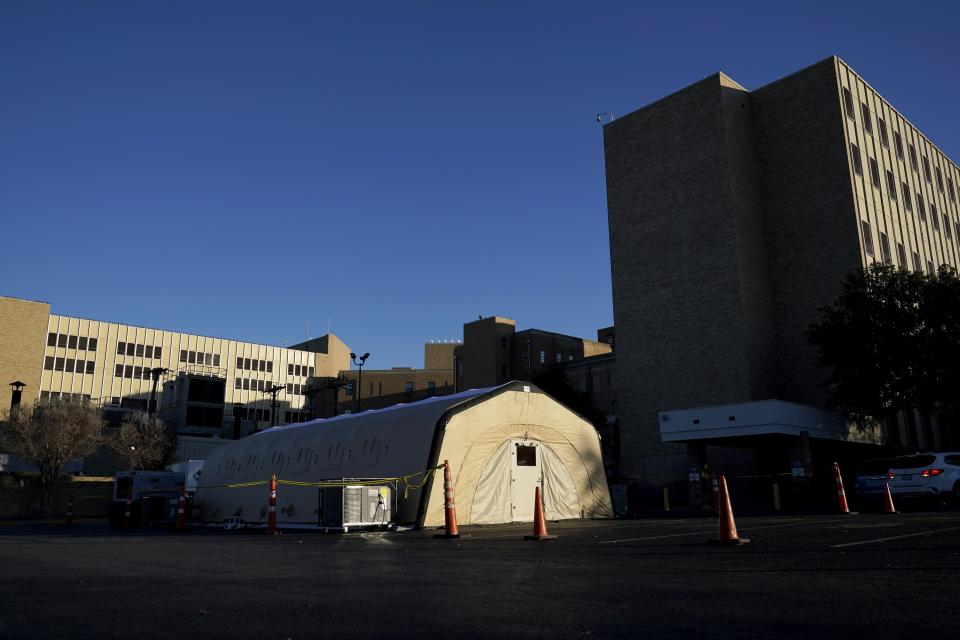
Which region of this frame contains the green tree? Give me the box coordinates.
[1,399,103,515]
[808,263,960,420]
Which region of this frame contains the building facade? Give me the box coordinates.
[604,56,959,496]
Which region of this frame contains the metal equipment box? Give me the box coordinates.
[320,485,392,531]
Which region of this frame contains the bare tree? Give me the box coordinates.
[108,412,173,470]
[1,399,103,515]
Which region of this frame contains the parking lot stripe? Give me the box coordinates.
[597,519,824,544]
[830,525,960,549]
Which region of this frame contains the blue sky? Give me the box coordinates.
[2,1,958,368]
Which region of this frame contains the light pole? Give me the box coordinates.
[350,352,369,414]
[263,384,284,428]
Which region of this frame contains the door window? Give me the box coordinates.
[516,444,537,466]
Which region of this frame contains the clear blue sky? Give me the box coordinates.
[2,1,958,368]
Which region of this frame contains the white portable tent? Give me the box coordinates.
[195,382,613,528]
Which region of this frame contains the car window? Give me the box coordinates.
[891,455,937,469]
[944,455,960,466]
[857,459,891,475]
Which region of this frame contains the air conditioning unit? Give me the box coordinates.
[321,485,392,532]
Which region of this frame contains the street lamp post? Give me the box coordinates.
[350,352,369,414]
[263,384,284,429]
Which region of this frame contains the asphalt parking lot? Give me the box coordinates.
[2,511,959,639]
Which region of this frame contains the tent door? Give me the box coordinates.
[510,439,542,522]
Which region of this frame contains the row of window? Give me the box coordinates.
[236,378,276,392]
[861,220,937,274]
[114,364,159,380]
[46,333,99,351]
[117,341,163,359]
[851,143,959,239]
[234,407,271,422]
[287,363,314,377]
[43,357,96,374]
[286,382,308,396]
[39,391,91,402]
[284,411,310,424]
[238,357,273,372]
[844,87,958,203]
[181,350,222,367]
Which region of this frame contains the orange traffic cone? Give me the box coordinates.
[709,475,749,545]
[434,460,461,538]
[833,462,855,514]
[882,482,899,514]
[524,486,557,541]
[175,484,186,530]
[266,474,278,535]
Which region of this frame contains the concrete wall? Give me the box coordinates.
[0,296,50,411]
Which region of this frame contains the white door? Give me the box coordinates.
[510,439,542,522]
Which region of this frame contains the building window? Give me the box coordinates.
[902,184,913,211]
[886,170,897,200]
[922,156,932,183]
[894,131,904,160]
[849,143,863,176]
[879,232,892,263]
[124,365,133,379]
[242,378,249,390]
[378,382,383,395]
[266,361,272,373]
[516,444,537,466]
[945,215,953,240]
[115,364,123,377]
[52,357,64,371]
[344,382,354,396]
[57,334,67,348]
[948,177,957,202]
[67,335,77,349]
[861,103,872,133]
[869,158,881,189]
[126,343,135,356]
[917,194,927,222]
[308,367,314,377]
[932,204,940,231]
[928,260,936,275]
[909,144,919,172]
[235,378,242,389]
[134,366,142,379]
[843,88,855,120]
[135,344,143,357]
[913,252,922,273]
[89,338,97,352]
[861,221,875,256]
[144,345,152,359]
[47,332,57,347]
[117,341,126,355]
[877,118,889,147]
[935,166,944,192]
[287,364,293,375]
[897,243,907,267]
[44,356,54,370]
[539,350,546,364]
[65,358,75,373]
[404,381,414,393]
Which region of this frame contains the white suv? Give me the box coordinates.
[887,452,960,504]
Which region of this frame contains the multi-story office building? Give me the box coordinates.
[0,295,351,433]
[603,56,959,497]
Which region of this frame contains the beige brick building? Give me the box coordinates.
[604,56,960,493]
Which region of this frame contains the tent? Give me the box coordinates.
[194,382,613,528]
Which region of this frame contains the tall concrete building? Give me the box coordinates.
[604,57,960,488]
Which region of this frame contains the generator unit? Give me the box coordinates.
[320,484,393,532]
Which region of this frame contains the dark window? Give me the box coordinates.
[894,131,904,160]
[886,170,896,200]
[945,215,953,240]
[117,341,126,355]
[47,332,57,347]
[244,358,251,370]
[65,358,74,373]
[144,345,153,359]
[891,455,937,469]
[877,118,889,147]
[78,336,87,350]
[516,444,537,467]
[909,144,919,171]
[861,221,875,256]
[44,356,54,370]
[55,357,65,371]
[205,353,212,366]
[88,338,97,352]
[237,357,244,369]
[258,360,265,372]
[213,354,220,367]
[124,365,133,379]
[86,361,95,374]
[902,184,913,211]
[879,232,892,263]
[266,361,272,373]
[948,177,957,202]
[293,383,300,395]
[179,350,187,363]
[134,366,142,379]
[242,378,249,391]
[404,381,414,393]
[913,252,922,273]
[57,334,67,348]
[308,367,314,378]
[67,335,77,349]
[869,158,881,189]
[861,103,872,133]
[235,378,242,389]
[135,344,143,357]
[897,243,907,266]
[917,194,927,222]
[257,380,264,392]
[287,364,293,375]
[295,364,301,377]
[286,383,293,394]
[126,343,135,356]
[922,156,932,182]
[344,382,354,396]
[850,143,863,175]
[843,87,855,120]
[188,351,196,364]
[932,204,940,231]
[935,166,944,192]
[115,364,123,377]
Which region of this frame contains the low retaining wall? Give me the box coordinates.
[0,476,113,520]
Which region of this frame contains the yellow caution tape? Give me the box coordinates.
[195,464,444,494]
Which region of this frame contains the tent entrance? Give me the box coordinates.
[510,439,542,521]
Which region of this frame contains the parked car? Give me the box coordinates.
[887,452,960,504]
[855,458,893,499]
